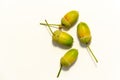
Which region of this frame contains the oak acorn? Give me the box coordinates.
[40,10,79,29]
[57,49,78,78]
[45,20,73,47]
[77,22,98,63]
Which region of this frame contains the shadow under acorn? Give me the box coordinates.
[52,40,72,50]
[86,48,98,67]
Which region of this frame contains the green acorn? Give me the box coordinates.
[77,22,98,63]
[57,49,78,78]
[40,10,79,29]
[53,30,73,46]
[45,20,73,47]
[77,22,91,44]
[61,10,79,29]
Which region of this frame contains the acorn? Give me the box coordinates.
[77,22,91,44]
[53,30,73,47]
[45,20,73,47]
[77,22,98,63]
[40,10,79,29]
[61,10,79,29]
[57,49,78,78]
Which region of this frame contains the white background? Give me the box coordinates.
[0,0,120,80]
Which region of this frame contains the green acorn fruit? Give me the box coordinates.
[45,20,73,47]
[77,22,91,44]
[77,22,98,63]
[61,10,79,29]
[53,30,73,47]
[40,10,79,29]
[57,49,78,78]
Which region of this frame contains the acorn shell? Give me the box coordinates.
[77,22,91,44]
[61,10,79,29]
[60,49,78,67]
[52,30,73,47]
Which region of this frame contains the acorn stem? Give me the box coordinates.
[87,46,98,63]
[45,20,54,35]
[40,23,61,26]
[57,64,62,78]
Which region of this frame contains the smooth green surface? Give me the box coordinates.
[77,22,98,63]
[61,10,79,29]
[52,30,73,47]
[77,22,91,44]
[60,49,78,67]
[57,49,78,78]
